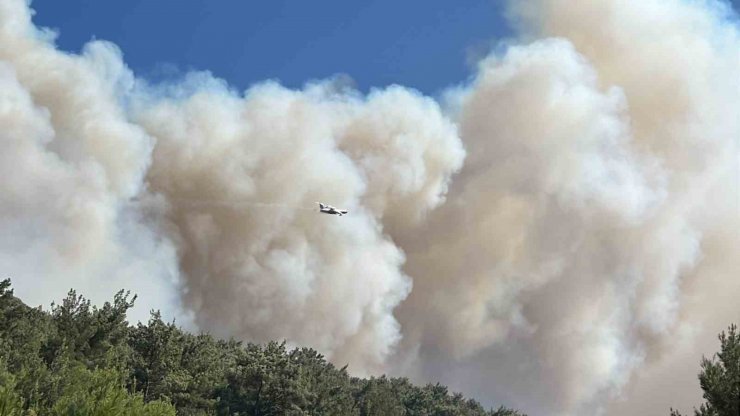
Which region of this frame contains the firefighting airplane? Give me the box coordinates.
[317,202,348,216]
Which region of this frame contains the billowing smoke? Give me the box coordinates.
[1,0,739,414]
[132,79,464,372]
[394,0,739,414]
[0,0,464,374]
[0,0,182,322]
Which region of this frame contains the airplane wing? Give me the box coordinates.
[315,202,347,216]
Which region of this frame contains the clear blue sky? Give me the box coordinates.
[30,0,512,95]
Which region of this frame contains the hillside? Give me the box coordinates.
[0,279,522,415]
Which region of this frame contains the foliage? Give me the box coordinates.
[49,366,175,416]
[0,279,523,415]
[0,366,24,416]
[671,324,740,416]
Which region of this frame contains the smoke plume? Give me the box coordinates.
[393,1,739,414]
[1,0,739,414]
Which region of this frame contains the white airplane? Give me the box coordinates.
[317,202,348,216]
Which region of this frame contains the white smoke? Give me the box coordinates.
[0,0,464,374]
[0,0,181,323]
[131,78,464,371]
[393,0,739,414]
[1,0,739,414]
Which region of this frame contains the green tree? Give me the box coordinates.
[129,312,188,403]
[352,376,405,416]
[672,324,740,416]
[47,289,135,369]
[173,333,235,414]
[50,366,175,416]
[0,279,55,411]
[0,364,25,416]
[217,341,306,415]
[291,348,354,415]
[0,279,525,416]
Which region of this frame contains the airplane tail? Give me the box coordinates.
[316,202,326,210]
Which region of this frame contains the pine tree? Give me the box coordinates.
[672,324,740,416]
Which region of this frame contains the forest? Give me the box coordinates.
[2,278,738,416]
[0,279,522,415]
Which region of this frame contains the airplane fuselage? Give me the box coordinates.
[317,202,348,216]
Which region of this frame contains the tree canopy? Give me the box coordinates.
[0,279,522,416]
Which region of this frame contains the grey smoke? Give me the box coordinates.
[1,0,739,414]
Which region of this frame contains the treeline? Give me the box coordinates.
[0,279,522,416]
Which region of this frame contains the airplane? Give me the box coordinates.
[317,202,348,216]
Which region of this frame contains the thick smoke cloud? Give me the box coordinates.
[1,0,739,414]
[394,0,739,414]
[0,0,180,322]
[132,79,464,372]
[0,0,464,374]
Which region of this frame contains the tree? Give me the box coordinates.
[672,324,740,416]
[48,289,136,369]
[129,312,188,403]
[217,341,306,416]
[0,364,25,416]
[291,348,356,415]
[352,376,405,416]
[0,279,525,416]
[50,366,175,416]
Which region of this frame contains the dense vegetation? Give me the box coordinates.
[0,279,521,416]
[671,324,740,416]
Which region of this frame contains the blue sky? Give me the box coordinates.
[30,0,512,95]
